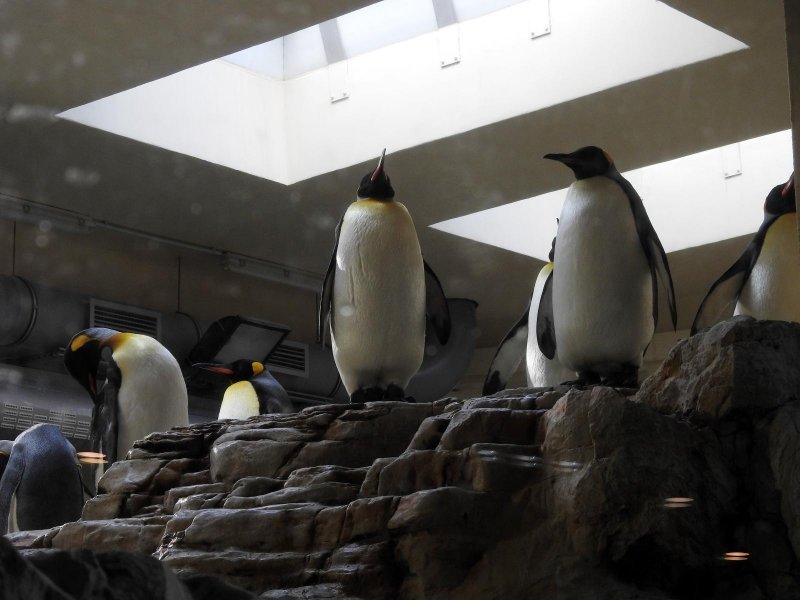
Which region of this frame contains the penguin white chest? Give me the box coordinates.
[112,335,189,458]
[553,177,653,373]
[331,200,426,393]
[218,382,260,420]
[736,214,800,322]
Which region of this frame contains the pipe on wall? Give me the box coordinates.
[0,275,478,407]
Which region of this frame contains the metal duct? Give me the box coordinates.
[407,298,478,403]
[0,275,477,415]
[0,276,87,363]
[0,275,204,367]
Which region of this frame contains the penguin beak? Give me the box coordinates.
[782,174,795,198]
[543,153,575,166]
[193,363,234,376]
[370,149,387,182]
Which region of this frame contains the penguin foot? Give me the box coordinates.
[603,367,639,388]
[385,384,406,402]
[350,387,388,403]
[365,387,384,402]
[561,370,601,387]
[349,389,367,404]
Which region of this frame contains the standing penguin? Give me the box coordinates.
[692,174,797,333]
[541,146,677,386]
[483,236,575,394]
[318,150,451,403]
[193,359,293,419]
[0,424,85,534]
[64,328,189,478]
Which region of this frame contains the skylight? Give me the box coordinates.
[58,0,747,185]
[431,130,795,259]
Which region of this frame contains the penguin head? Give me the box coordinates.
[194,359,265,382]
[64,328,118,402]
[357,149,395,201]
[544,146,615,180]
[763,173,796,218]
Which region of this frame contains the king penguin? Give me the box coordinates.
[692,174,797,333]
[0,424,85,534]
[483,235,575,394]
[541,146,677,386]
[318,150,451,403]
[194,359,293,419]
[64,327,189,480]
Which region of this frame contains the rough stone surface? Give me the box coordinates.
[639,316,800,422]
[0,534,256,599]
[7,319,800,599]
[51,516,172,555]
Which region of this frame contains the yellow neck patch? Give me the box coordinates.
[106,332,135,352]
[69,334,91,352]
[252,362,265,376]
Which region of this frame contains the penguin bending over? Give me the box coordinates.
[0,424,85,534]
[64,328,189,480]
[194,359,293,419]
[483,237,575,394]
[692,174,797,333]
[541,146,677,387]
[318,150,451,403]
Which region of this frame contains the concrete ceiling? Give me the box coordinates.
[0,0,792,346]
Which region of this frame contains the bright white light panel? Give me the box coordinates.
[58,0,747,185]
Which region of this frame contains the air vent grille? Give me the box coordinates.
[0,403,91,440]
[90,299,161,339]
[266,341,308,377]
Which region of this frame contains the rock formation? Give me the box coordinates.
[6,316,800,599]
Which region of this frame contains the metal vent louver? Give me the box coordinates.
[0,403,91,440]
[90,299,161,339]
[266,341,308,377]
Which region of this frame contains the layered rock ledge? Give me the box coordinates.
[7,316,800,599]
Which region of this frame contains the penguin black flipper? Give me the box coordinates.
[690,223,772,335]
[610,173,678,330]
[318,216,344,344]
[0,443,22,534]
[252,373,294,415]
[92,360,121,464]
[423,260,451,345]
[483,302,530,395]
[535,265,557,360]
